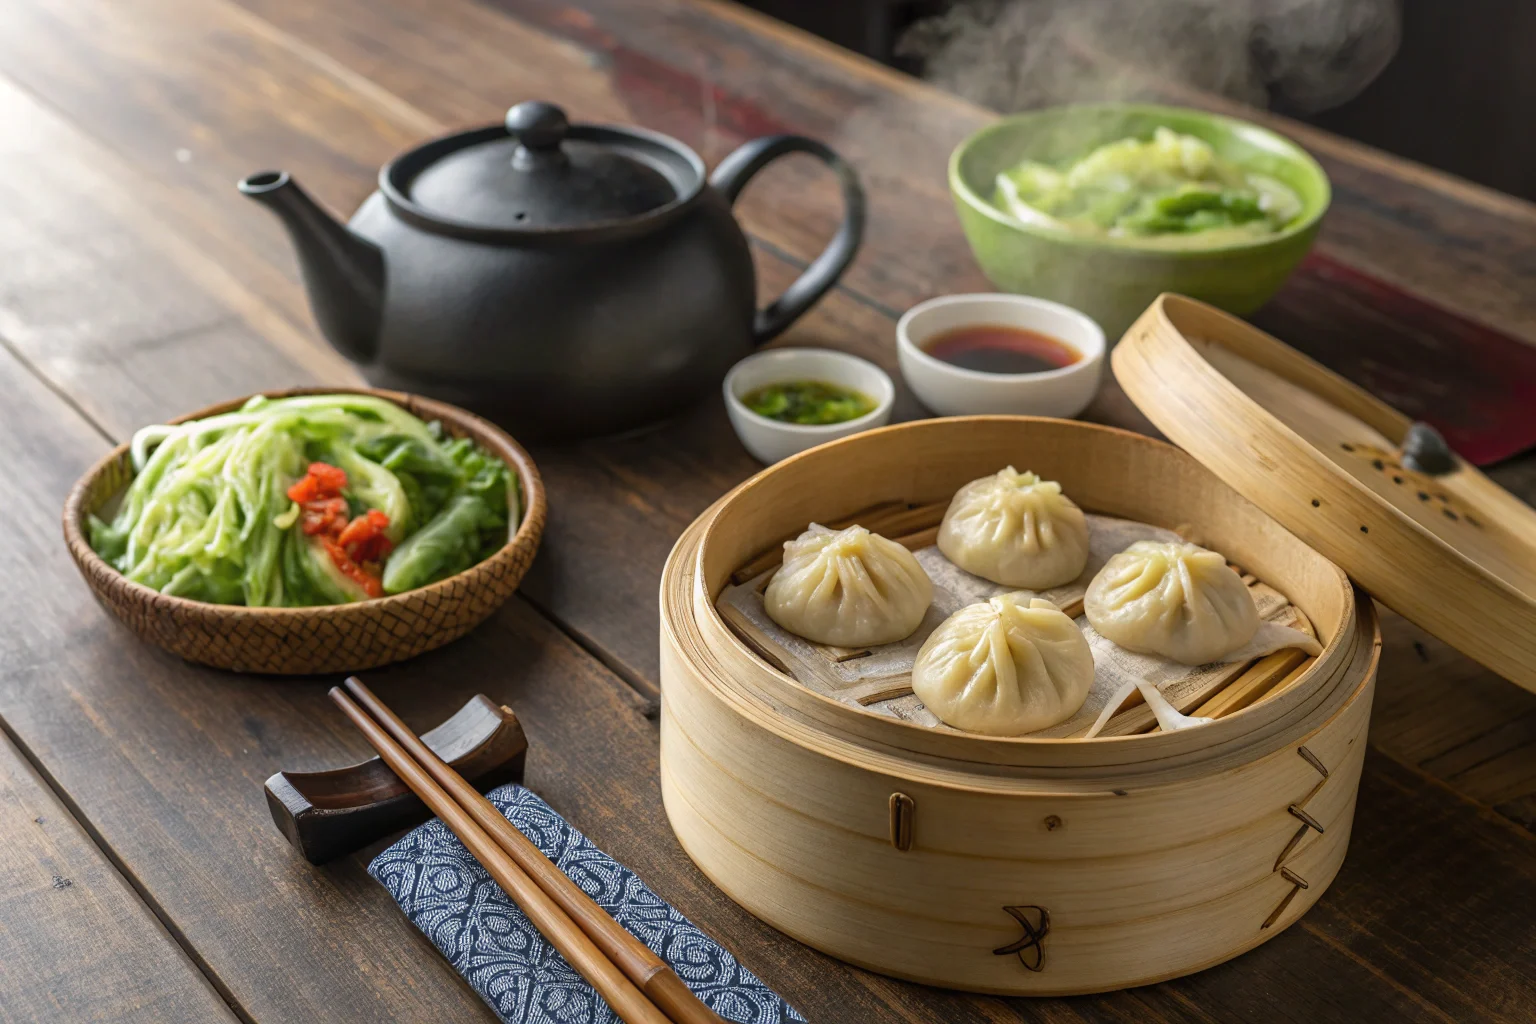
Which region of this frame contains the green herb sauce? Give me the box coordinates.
[742,380,875,425]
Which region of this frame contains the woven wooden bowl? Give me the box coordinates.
[62,387,546,674]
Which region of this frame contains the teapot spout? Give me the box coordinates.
[239,171,384,364]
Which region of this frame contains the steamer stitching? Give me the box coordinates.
[1263,745,1330,927]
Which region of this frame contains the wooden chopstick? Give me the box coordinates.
[327,687,675,1024]
[339,678,725,1024]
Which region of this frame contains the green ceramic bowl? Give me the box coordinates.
[950,103,1330,339]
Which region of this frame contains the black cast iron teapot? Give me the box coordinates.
[240,101,864,438]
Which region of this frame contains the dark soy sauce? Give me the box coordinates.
[923,323,1081,375]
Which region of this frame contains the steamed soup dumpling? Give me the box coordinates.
[938,467,1089,589]
[1085,540,1259,665]
[764,524,933,647]
[912,594,1094,736]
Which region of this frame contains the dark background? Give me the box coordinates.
[742,0,1536,202]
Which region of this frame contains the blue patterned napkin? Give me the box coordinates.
[369,784,806,1024]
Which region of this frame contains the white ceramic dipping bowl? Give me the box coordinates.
[724,348,895,465]
[896,293,1105,418]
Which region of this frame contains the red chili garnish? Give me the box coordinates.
[285,462,391,597]
[287,461,348,503]
[287,478,320,504]
[337,508,387,548]
[320,537,383,599]
[299,496,350,536]
[337,508,393,564]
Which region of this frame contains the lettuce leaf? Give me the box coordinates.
[90,394,519,607]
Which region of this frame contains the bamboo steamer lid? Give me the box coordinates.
[1115,294,1536,694]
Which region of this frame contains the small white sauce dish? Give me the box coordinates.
[896,293,1105,418]
[724,347,895,464]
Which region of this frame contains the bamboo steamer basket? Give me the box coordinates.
[660,418,1375,994]
[659,294,1533,994]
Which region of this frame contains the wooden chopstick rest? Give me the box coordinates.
[342,678,724,1024]
[327,687,674,1024]
[266,694,528,864]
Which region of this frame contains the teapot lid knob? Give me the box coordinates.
[506,101,569,153]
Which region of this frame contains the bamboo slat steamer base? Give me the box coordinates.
[658,416,1379,995]
[717,506,1321,738]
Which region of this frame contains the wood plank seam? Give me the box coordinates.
[0,728,242,1022]
[0,332,115,446]
[1295,917,1468,1024]
[1417,706,1536,780]
[117,315,246,358]
[213,0,439,135]
[518,590,664,707]
[0,712,257,1024]
[0,66,360,387]
[1368,737,1536,842]
[748,235,904,322]
[0,339,268,1021]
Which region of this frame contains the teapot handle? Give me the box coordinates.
[709,136,865,345]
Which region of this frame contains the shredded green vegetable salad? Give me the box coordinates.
[88,394,519,607]
[993,127,1304,246]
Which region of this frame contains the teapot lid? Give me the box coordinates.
[381,101,704,240]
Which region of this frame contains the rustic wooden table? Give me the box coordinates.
[1,0,1534,1020]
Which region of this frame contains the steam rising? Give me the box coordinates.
[899,0,1402,115]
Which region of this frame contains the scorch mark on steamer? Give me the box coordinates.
[994,906,1050,972]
